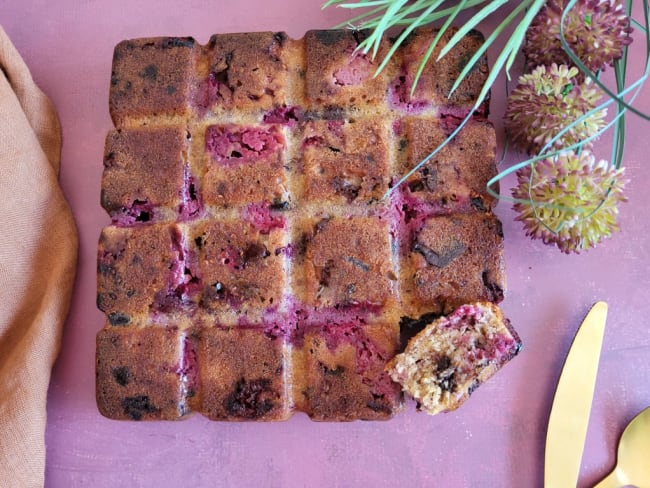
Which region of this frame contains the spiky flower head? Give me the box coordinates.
[525,0,633,73]
[504,64,606,155]
[512,150,627,253]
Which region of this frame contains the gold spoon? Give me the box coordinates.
[594,407,650,488]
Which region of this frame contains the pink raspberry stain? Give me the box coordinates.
[178,163,203,221]
[316,322,395,386]
[262,105,303,126]
[332,51,373,87]
[205,124,284,166]
[242,202,285,234]
[437,304,520,365]
[388,72,430,114]
[111,199,155,227]
[153,227,201,312]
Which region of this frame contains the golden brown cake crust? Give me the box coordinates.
[109,37,199,126]
[96,327,186,420]
[196,327,290,421]
[97,28,511,422]
[102,127,189,216]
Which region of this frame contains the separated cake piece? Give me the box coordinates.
[387,302,521,415]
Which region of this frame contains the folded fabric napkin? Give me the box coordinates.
[0,25,78,487]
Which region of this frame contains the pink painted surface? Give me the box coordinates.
[1,1,649,486]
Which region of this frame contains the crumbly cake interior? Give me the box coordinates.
[387,302,522,415]
[96,28,510,421]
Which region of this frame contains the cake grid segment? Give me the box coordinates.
[98,29,503,421]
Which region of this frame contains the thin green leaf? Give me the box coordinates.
[436,0,511,61]
[336,0,392,8]
[368,0,409,58]
[334,4,392,29]
[372,0,446,76]
[411,0,470,95]
[447,1,531,97]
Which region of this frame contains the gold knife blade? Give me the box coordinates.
[544,301,608,488]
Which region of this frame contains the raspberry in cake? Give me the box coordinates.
[195,327,290,421]
[102,127,193,224]
[304,30,393,111]
[110,37,200,126]
[201,32,295,114]
[96,327,191,420]
[387,302,521,415]
[292,216,397,313]
[299,117,391,204]
[293,322,402,421]
[191,219,286,320]
[202,124,288,208]
[399,213,506,316]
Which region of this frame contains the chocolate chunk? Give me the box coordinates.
[482,270,504,302]
[112,366,132,386]
[224,378,277,419]
[471,196,487,211]
[160,37,195,49]
[346,256,370,272]
[319,260,335,288]
[243,242,270,262]
[121,395,159,420]
[414,239,466,268]
[366,399,392,414]
[332,177,361,203]
[436,355,452,373]
[141,64,158,81]
[269,199,289,211]
[321,363,345,376]
[108,312,131,326]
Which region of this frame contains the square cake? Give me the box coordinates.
[97,28,512,421]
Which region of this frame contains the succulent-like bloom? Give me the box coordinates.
[504,64,606,155]
[525,0,633,73]
[512,150,627,253]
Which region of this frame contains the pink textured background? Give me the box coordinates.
[2,1,649,486]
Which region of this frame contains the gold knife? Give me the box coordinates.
[544,301,608,488]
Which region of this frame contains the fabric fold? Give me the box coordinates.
[0,24,78,488]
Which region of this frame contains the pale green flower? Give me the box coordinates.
[512,150,627,253]
[504,64,606,155]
